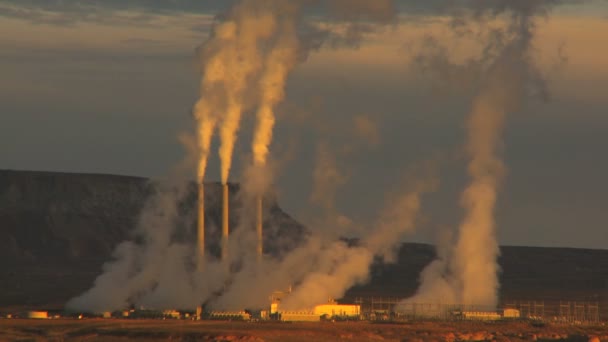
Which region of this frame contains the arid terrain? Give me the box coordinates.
[0,319,607,342]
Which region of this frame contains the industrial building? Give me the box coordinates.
[314,304,360,319]
[27,311,48,319]
[278,311,320,322]
[192,290,362,322]
[455,310,502,321]
[205,311,251,321]
[502,308,521,319]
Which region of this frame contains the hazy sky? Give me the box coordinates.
[1,0,607,249]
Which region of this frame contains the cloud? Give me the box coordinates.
[0,0,222,29]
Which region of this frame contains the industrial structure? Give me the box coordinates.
[27,311,48,319]
[314,303,360,319]
[45,185,602,325]
[5,298,601,323]
[256,195,263,262]
[453,310,502,321]
[268,303,360,322]
[221,183,229,261]
[265,289,361,322]
[205,311,251,321]
[198,183,265,264]
[197,183,205,270]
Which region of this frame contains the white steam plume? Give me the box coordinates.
[206,0,402,311]
[217,3,276,184]
[252,3,299,168]
[400,0,554,308]
[281,181,434,310]
[66,180,227,312]
[209,162,436,311]
[194,108,216,185]
[68,0,401,313]
[196,0,278,185]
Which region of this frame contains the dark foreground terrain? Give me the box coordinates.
[0,170,607,319]
[0,319,607,342]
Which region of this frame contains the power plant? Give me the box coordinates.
[42,1,604,337]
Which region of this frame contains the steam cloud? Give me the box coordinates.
[68,0,558,315]
[399,0,555,309]
[252,3,299,169]
[66,179,227,312]
[210,172,435,311]
[280,177,435,310]
[68,0,403,313]
[195,0,276,185]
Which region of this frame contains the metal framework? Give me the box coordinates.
[350,297,601,323]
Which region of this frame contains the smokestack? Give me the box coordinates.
[197,183,205,270]
[222,183,229,261]
[256,196,263,262]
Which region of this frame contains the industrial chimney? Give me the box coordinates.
[256,196,263,262]
[222,183,229,261]
[197,183,205,270]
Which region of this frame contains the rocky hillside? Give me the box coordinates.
[0,170,148,262]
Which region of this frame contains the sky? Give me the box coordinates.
[1,0,607,249]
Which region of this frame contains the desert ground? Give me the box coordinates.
[0,319,606,342]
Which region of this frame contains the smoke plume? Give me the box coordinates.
[195,0,278,185]
[68,0,405,313]
[252,4,299,169]
[197,0,397,184]
[66,179,226,312]
[280,174,435,310]
[208,174,433,312]
[193,105,216,185]
[400,0,554,308]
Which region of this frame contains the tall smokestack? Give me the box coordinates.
[197,183,205,270]
[256,196,263,262]
[222,183,229,261]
